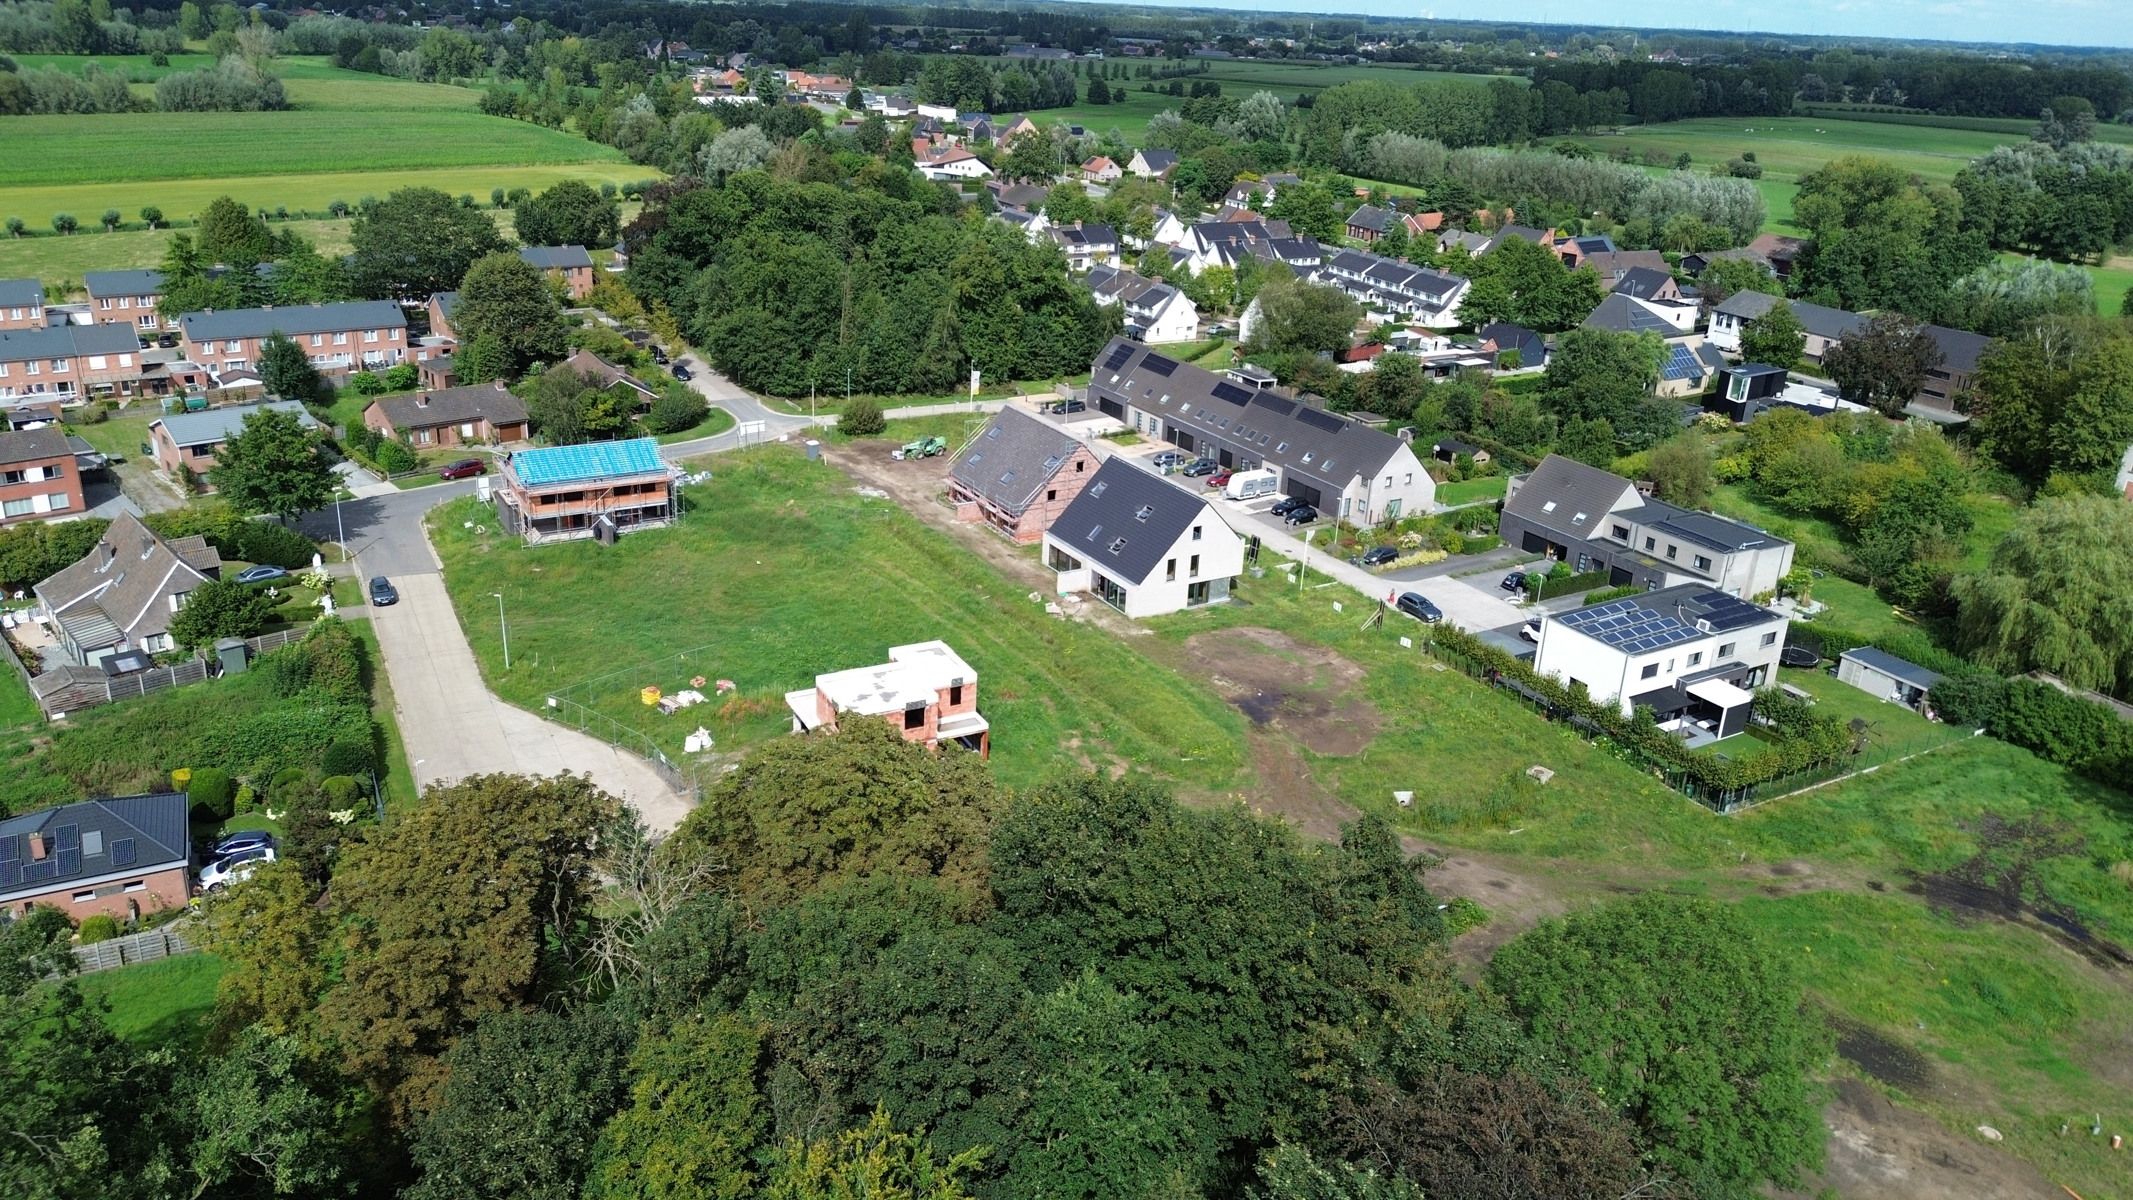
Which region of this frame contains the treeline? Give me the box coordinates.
[0,49,286,113]
[1955,141,2133,262]
[0,0,186,56]
[624,168,1113,396]
[916,54,1080,112]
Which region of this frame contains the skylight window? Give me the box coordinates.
[1108,537,1128,554]
[1542,501,1557,512]
[1089,481,1108,498]
[1135,505,1153,521]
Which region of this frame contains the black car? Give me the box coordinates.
[368,576,399,607]
[1269,495,1307,516]
[651,349,671,365]
[1395,592,1443,623]
[1500,571,1528,593]
[1180,457,1219,477]
[1356,545,1399,568]
[1282,504,1319,527]
[671,363,694,381]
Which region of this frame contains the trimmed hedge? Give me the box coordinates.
[1929,672,2133,788]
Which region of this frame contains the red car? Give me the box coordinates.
[1205,469,1233,489]
[438,457,487,480]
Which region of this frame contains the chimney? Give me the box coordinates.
[415,393,428,408]
[27,833,45,861]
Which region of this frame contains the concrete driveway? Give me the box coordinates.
[368,571,692,832]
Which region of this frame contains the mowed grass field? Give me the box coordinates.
[0,54,643,232]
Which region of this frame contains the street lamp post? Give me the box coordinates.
[334,495,346,563]
[491,592,510,669]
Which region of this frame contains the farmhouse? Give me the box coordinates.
[0,793,192,922]
[178,301,409,377]
[0,279,47,331]
[34,511,221,664]
[1501,454,1795,597]
[947,406,1100,542]
[1088,338,1435,523]
[1041,457,1246,618]
[0,323,146,404]
[519,245,597,301]
[150,400,321,489]
[83,270,167,331]
[783,640,990,757]
[0,428,85,525]
[1083,265,1200,344]
[493,437,676,544]
[1531,585,1788,732]
[363,381,530,447]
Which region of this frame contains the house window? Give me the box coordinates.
[1189,554,1200,578]
[903,704,925,731]
[1718,642,1736,659]
[1611,524,1629,539]
[1665,545,1677,560]
[1688,651,1703,666]
[46,493,67,511]
[1640,663,1658,679]
[83,830,102,856]
[1760,631,1778,647]
[72,890,96,903]
[123,880,145,893]
[334,333,348,345]
[1643,536,1655,551]
[2,499,31,518]
[1075,460,1086,472]
[1694,555,1711,571]
[949,684,963,706]
[1166,558,1176,581]
[1046,489,1057,501]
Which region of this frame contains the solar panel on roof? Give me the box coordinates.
[55,849,79,876]
[53,825,77,851]
[1141,356,1178,377]
[20,860,53,883]
[1659,343,1704,381]
[1210,382,1254,405]
[110,838,136,867]
[1102,343,1136,371]
[1295,407,1345,433]
[0,862,16,888]
[0,835,16,863]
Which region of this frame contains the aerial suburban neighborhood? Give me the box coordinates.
[2,0,2132,1196]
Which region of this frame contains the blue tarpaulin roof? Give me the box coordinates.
[511,437,666,487]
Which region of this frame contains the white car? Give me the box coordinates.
[199,845,275,890]
[1519,620,1542,643]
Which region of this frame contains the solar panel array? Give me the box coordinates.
[1141,355,1178,377]
[1556,598,1702,654]
[55,849,79,876]
[1685,590,1770,632]
[53,825,77,851]
[0,863,16,889]
[0,834,16,863]
[110,838,136,867]
[1101,343,1136,372]
[1659,342,1704,381]
[1210,381,1254,406]
[1295,407,1345,434]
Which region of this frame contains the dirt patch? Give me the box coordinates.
[1786,1078,2064,1200]
[1908,814,2132,970]
[1181,626,1381,755]
[1830,1017,1939,1097]
[1420,848,1579,970]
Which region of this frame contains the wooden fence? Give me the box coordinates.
[32,627,307,718]
[72,923,197,974]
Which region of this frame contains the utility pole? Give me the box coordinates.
[491,592,510,669]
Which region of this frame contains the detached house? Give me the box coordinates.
[1500,454,1794,597]
[1914,325,1992,420]
[178,301,408,378]
[1084,265,1199,344]
[1041,457,1246,617]
[947,406,1100,542]
[519,245,597,301]
[783,640,990,757]
[149,400,320,488]
[1532,586,1788,735]
[363,381,530,447]
[493,437,676,544]
[560,348,659,409]
[1088,338,1435,523]
[0,279,47,331]
[0,428,85,525]
[83,270,167,331]
[0,793,193,922]
[34,511,221,664]
[1345,204,1399,243]
[914,142,993,180]
[1081,156,1122,184]
[1127,148,1178,178]
[1704,290,1778,353]
[1049,223,1118,271]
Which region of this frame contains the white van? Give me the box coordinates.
[1224,468,1279,501]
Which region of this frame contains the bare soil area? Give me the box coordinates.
[1182,626,1382,755]
[1782,1079,2064,1200]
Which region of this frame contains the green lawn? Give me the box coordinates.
[345,619,418,811]
[0,659,38,729]
[429,448,1252,792]
[651,405,737,445]
[1433,474,1507,506]
[76,953,224,1050]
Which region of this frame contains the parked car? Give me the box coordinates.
[211,830,275,858]
[1500,571,1528,593]
[438,457,486,480]
[199,845,275,891]
[231,565,288,586]
[671,363,694,381]
[1181,458,1220,477]
[156,332,178,349]
[1269,495,1307,516]
[1052,398,1087,415]
[1395,592,1443,622]
[1356,545,1398,568]
[1205,470,1233,489]
[650,349,670,365]
[1519,620,1541,643]
[1282,504,1319,526]
[1151,450,1189,470]
[368,576,399,607]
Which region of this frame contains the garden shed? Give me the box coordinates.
[1836,647,1941,711]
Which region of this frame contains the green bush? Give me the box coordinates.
[1582,584,1644,606]
[144,504,318,569]
[645,386,709,435]
[186,766,237,822]
[374,440,419,474]
[320,775,362,808]
[838,398,886,437]
[270,767,312,804]
[77,914,121,943]
[320,740,375,778]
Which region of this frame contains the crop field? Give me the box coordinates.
[0,55,642,234]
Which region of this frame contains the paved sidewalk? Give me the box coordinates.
[367,571,692,832]
[335,460,398,499]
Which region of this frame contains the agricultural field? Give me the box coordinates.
[437,438,2133,1197]
[0,55,644,236]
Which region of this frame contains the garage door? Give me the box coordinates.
[1285,480,1324,508]
[1097,396,1124,419]
[1521,531,1547,554]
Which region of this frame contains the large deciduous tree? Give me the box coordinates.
[665,719,1001,912]
[206,406,336,523]
[258,330,330,405]
[317,772,619,1121]
[512,179,621,250]
[1968,322,2133,484]
[1738,303,1805,371]
[585,1014,767,1200]
[1954,494,2133,695]
[1789,156,1990,316]
[197,194,275,266]
[451,251,567,378]
[1241,269,1361,357]
[348,186,509,300]
[1822,312,1943,417]
[1488,893,1826,1196]
[1539,328,1671,452]
[1459,236,1605,333]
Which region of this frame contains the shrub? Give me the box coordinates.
[234,784,257,814]
[187,767,237,822]
[645,386,708,434]
[1725,157,1763,179]
[1582,584,1644,606]
[78,914,121,943]
[374,440,419,474]
[321,740,375,778]
[838,398,886,437]
[320,775,362,808]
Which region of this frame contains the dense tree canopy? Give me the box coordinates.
[1954,495,2133,696]
[348,187,510,300]
[1790,156,1991,316]
[513,179,622,250]
[206,406,336,523]
[1459,236,1605,333]
[452,252,568,378]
